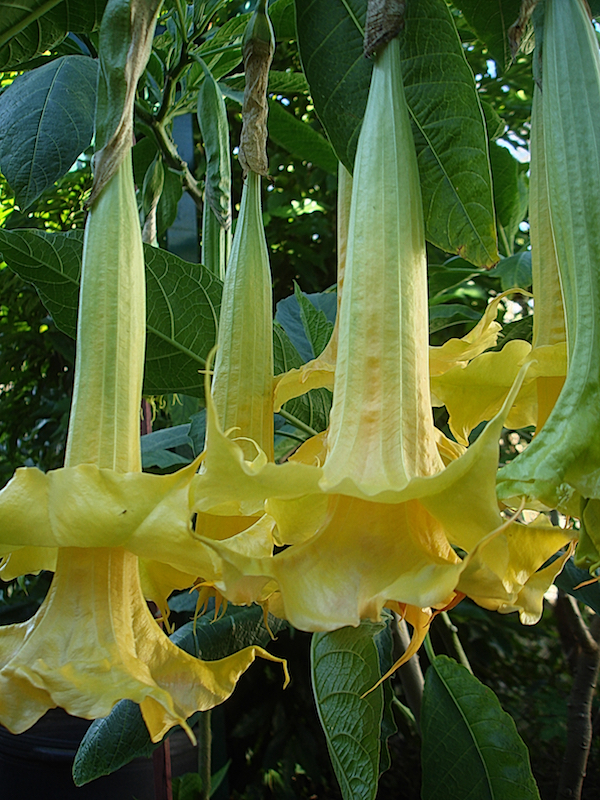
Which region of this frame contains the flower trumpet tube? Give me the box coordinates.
[0,0,285,741]
[197,36,574,639]
[496,0,600,533]
[189,170,280,601]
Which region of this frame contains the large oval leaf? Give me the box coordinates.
[0,228,221,397]
[295,0,498,266]
[421,656,540,800]
[0,228,331,432]
[0,55,98,209]
[311,621,385,800]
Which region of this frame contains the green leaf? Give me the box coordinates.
[275,289,337,361]
[489,250,532,291]
[140,424,194,470]
[0,229,222,398]
[0,229,331,427]
[0,55,98,209]
[295,0,498,266]
[0,0,107,70]
[294,284,334,358]
[554,556,600,616]
[225,69,309,96]
[481,99,505,141]
[492,314,533,350]
[268,69,309,95]
[490,142,529,255]
[188,410,207,456]
[452,0,522,73]
[272,318,332,434]
[294,0,368,173]
[429,303,482,334]
[373,614,398,777]
[173,772,204,800]
[421,656,540,800]
[172,760,230,800]
[273,318,306,372]
[428,259,481,301]
[195,13,247,81]
[268,99,338,174]
[72,606,287,786]
[270,0,296,40]
[197,58,231,276]
[311,621,385,800]
[156,166,184,238]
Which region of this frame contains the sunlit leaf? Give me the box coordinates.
[0,55,98,209]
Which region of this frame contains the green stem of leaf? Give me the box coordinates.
[197,710,212,800]
[277,409,319,437]
[135,104,204,209]
[0,0,64,49]
[423,632,436,664]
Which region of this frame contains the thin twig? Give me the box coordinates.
[152,740,173,800]
[432,611,473,674]
[276,408,319,438]
[556,596,600,800]
[136,103,204,210]
[198,710,212,800]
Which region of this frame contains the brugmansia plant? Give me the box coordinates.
[0,0,599,797]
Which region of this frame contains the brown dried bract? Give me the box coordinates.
[239,37,274,178]
[508,0,540,62]
[364,0,406,58]
[90,0,162,207]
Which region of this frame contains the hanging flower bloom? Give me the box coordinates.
[429,79,568,447]
[0,0,285,742]
[497,0,600,563]
[193,35,574,654]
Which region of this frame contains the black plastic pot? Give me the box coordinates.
[0,708,198,799]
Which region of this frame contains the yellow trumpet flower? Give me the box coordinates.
[496,0,600,570]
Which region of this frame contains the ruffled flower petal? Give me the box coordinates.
[0,548,285,742]
[431,340,567,445]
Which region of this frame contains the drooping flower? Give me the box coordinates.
[0,0,285,741]
[429,78,568,447]
[496,0,600,569]
[193,35,573,652]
